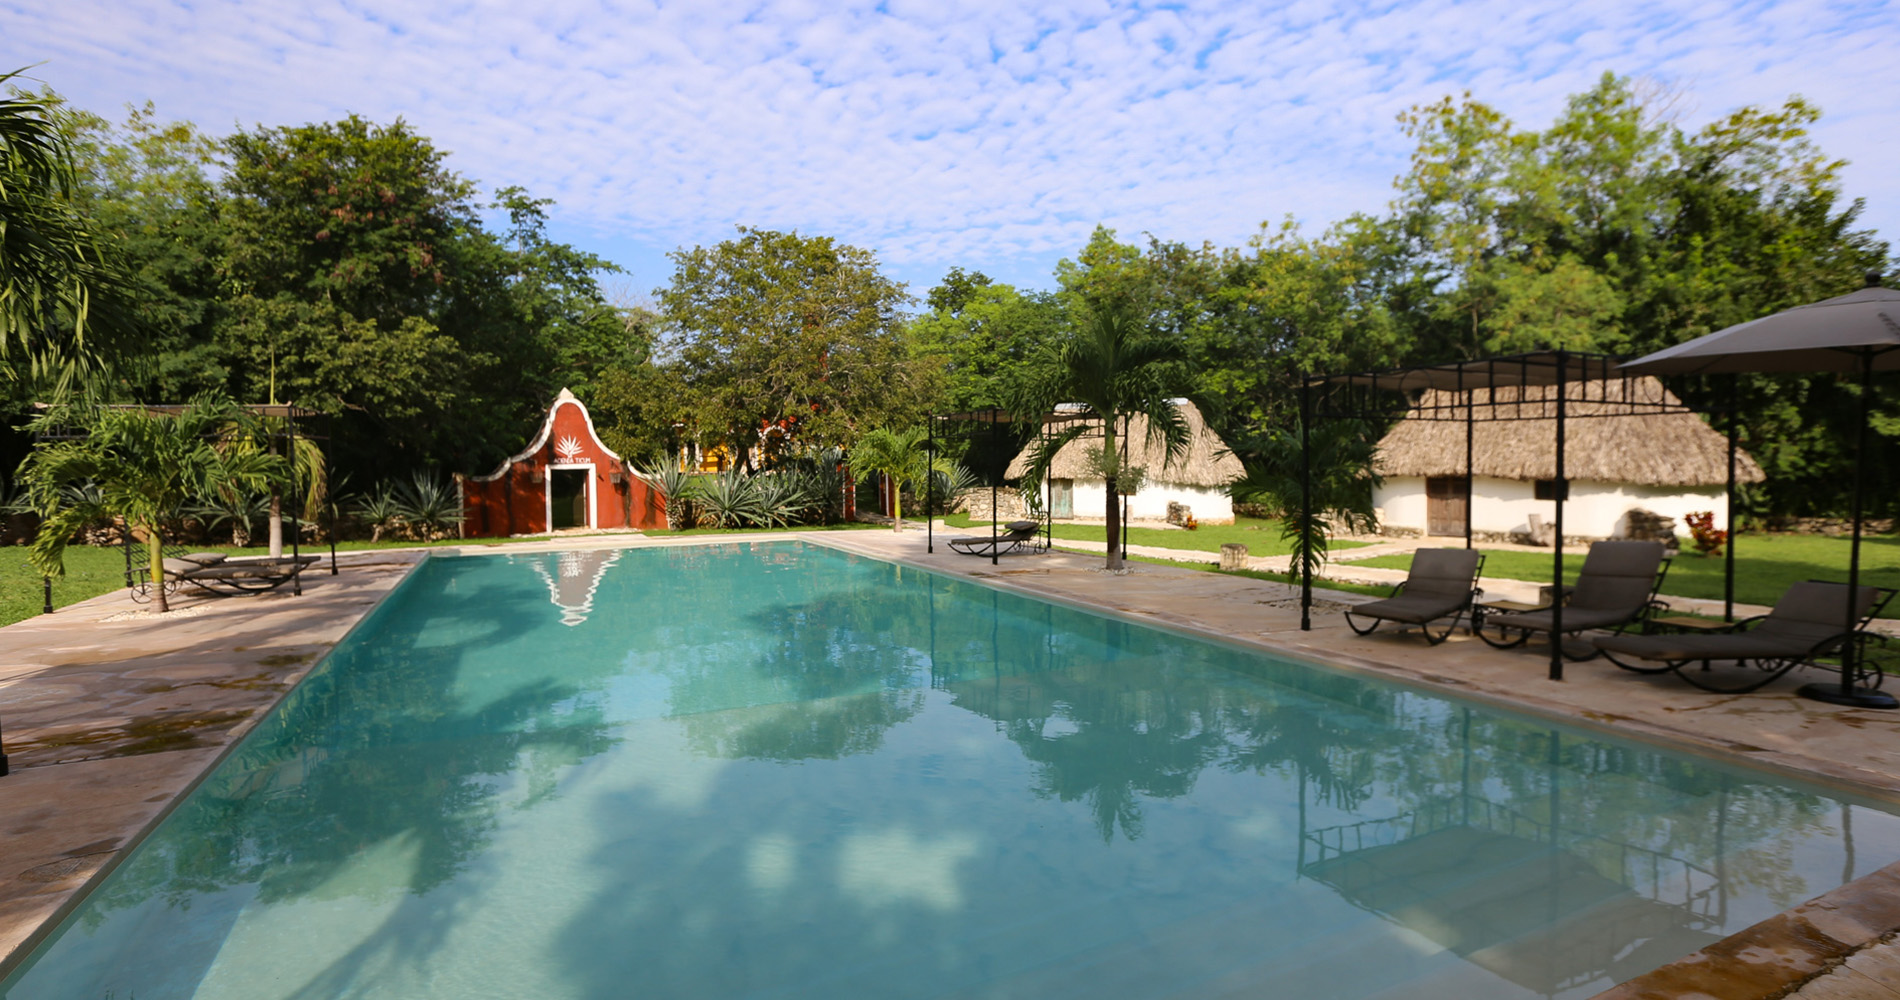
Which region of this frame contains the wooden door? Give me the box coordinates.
[1050,479,1074,519]
[1425,476,1468,537]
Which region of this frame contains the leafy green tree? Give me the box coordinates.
[1008,297,1190,571]
[19,392,284,612]
[658,227,928,465]
[0,71,133,389]
[909,270,1064,480]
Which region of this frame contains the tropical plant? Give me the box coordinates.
[927,462,980,516]
[390,470,463,540]
[1229,420,1380,590]
[350,484,405,543]
[18,391,283,612]
[1684,511,1726,557]
[777,445,850,524]
[638,459,700,531]
[754,472,815,529]
[695,470,766,529]
[186,490,268,546]
[1007,297,1189,570]
[850,426,952,532]
[1,70,133,385]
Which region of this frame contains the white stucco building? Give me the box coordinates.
[1371,378,1764,541]
[1005,400,1244,524]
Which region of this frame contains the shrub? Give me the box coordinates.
[1684,511,1727,556]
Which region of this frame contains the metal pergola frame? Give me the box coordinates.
[925,407,1102,564]
[1300,351,1743,683]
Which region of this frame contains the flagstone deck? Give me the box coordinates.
[2,530,1898,997]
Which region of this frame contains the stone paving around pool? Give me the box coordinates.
[3,529,1898,997]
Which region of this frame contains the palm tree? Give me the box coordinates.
[19,392,285,612]
[1010,298,1189,571]
[850,426,949,532]
[1,69,131,385]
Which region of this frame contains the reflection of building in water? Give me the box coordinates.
[530,549,623,627]
[1297,734,1728,998]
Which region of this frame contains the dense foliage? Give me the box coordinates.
[4,71,1894,529]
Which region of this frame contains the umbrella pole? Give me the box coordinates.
[1800,352,1897,709]
[1300,378,1313,632]
[926,417,933,554]
[1726,376,1738,622]
[1550,355,1567,681]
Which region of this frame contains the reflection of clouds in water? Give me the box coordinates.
[1229,810,1289,844]
[838,828,982,913]
[747,834,799,894]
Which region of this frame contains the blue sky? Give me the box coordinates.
[7,0,1897,303]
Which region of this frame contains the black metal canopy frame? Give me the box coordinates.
[5,403,340,778]
[1299,351,1742,685]
[926,407,1100,565]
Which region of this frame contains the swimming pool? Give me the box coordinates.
[4,540,1896,998]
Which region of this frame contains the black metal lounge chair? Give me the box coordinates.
[152,553,319,597]
[1475,540,1670,661]
[948,520,1047,557]
[1344,548,1486,645]
[1593,581,1895,694]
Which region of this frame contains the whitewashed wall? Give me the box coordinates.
[1065,481,1235,523]
[1374,475,1734,538]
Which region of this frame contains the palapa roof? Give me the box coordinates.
[1004,400,1245,488]
[1373,377,1764,487]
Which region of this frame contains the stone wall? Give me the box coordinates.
[959,487,1030,523]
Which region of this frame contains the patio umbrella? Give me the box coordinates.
[1620,279,1900,708]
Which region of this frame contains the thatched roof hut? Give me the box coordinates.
[1005,400,1245,487]
[1373,378,1764,486]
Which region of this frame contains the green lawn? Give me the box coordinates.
[1350,533,1900,609]
[943,513,1367,558]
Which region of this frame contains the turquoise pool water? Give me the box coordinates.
[5,541,1897,999]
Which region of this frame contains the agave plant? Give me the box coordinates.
[928,463,980,515]
[695,469,766,529]
[350,485,406,543]
[754,472,816,529]
[638,460,700,531]
[186,490,270,546]
[392,471,464,540]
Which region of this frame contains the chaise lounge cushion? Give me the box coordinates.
[1349,548,1481,625]
[1485,541,1665,636]
[1594,581,1879,662]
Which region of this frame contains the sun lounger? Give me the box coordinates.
[157,554,319,596]
[1476,541,1669,661]
[948,520,1047,557]
[1344,548,1485,645]
[1594,580,1895,693]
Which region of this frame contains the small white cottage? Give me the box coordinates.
[1005,399,1245,524]
[1372,378,1764,541]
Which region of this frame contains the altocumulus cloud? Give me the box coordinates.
[7,0,1897,289]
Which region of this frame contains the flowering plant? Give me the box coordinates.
[1684,511,1726,556]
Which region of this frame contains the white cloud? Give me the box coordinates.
[7,0,1897,292]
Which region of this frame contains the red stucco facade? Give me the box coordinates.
[460,389,665,537]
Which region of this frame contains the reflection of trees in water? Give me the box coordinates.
[71,556,624,991]
[657,548,937,761]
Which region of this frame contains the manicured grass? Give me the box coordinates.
[1350,533,1900,609]
[2,544,132,626]
[943,513,1367,557]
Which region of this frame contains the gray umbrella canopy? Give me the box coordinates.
[1619,281,1898,708]
[1621,286,1900,376]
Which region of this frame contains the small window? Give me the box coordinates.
[1534,479,1568,501]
